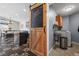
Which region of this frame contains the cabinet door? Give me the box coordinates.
[56,15,63,27]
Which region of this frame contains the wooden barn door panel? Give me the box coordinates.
[30,4,47,56]
[31,28,45,55]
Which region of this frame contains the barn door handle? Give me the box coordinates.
[44,26,46,33]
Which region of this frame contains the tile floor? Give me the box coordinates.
[53,44,79,56]
[0,44,36,56]
[0,34,36,56]
[1,43,79,56]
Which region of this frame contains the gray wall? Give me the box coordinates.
[49,9,56,50]
[62,16,69,31]
[48,5,57,55]
[62,12,79,43]
[69,12,79,43]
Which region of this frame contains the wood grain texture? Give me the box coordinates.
[56,15,63,27]
[30,3,47,56]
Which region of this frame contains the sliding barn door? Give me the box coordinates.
[30,4,47,56]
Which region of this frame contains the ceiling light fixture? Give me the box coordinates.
[23,9,26,12]
[63,5,75,12]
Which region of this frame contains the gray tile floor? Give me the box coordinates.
[0,35,36,56]
[0,44,36,56]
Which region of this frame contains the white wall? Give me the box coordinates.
[0,3,30,31]
[19,4,30,32]
[8,20,20,30]
[0,16,20,31]
[19,3,30,31]
[19,21,30,31]
[0,3,30,22]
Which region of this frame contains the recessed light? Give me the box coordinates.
[63,5,75,12]
[15,13,18,16]
[23,9,26,12]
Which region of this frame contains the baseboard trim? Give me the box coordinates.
[72,41,79,45]
[48,47,53,56]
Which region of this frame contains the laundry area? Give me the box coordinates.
[48,3,79,56]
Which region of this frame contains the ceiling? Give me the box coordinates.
[0,3,30,22]
[50,3,79,16]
